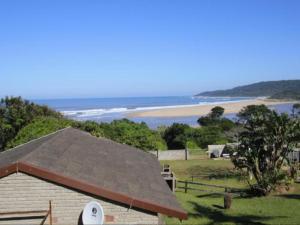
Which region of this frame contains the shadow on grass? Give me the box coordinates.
[188,201,284,225]
[197,193,224,198]
[276,194,300,200]
[188,166,244,180]
[212,204,224,209]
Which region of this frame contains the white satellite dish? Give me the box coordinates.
[82,201,104,225]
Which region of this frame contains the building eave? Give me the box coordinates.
[0,162,188,220]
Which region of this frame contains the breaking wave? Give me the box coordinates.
[61,99,253,118]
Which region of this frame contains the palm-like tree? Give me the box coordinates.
[232,105,300,195]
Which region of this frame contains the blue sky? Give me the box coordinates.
[1,0,300,99]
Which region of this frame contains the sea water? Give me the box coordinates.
[33,96,293,129]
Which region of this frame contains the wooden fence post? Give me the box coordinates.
[185,180,188,193]
[185,148,188,160]
[224,190,232,209]
[49,200,52,225]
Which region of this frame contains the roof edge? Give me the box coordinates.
[0,162,187,220]
[2,127,71,153]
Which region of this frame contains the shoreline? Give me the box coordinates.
[126,99,296,118]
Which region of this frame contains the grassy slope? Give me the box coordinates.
[161,156,300,225]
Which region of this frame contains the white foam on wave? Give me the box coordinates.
[61,98,254,118]
[61,107,128,117]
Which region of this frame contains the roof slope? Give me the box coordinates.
[0,127,187,219]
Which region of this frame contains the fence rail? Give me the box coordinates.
[177,180,245,196]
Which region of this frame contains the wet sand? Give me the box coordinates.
[127,99,295,118]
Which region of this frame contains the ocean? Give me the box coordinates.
[33,96,294,129]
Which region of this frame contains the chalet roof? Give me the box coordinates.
[0,127,187,219]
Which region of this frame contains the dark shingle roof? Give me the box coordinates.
[0,127,186,219]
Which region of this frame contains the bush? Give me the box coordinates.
[7,117,71,149]
[163,123,190,149]
[72,120,104,137]
[197,106,236,132]
[191,127,228,148]
[186,140,200,149]
[0,96,62,150]
[99,119,166,151]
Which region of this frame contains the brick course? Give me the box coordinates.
[0,172,158,225]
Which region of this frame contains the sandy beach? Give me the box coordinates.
[127,99,296,118]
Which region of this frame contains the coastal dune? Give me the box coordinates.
[127,99,294,118]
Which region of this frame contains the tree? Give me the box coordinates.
[197,106,235,131]
[0,97,169,152]
[99,119,166,151]
[237,104,270,123]
[191,126,227,148]
[198,106,224,126]
[7,117,71,149]
[232,105,300,196]
[163,123,190,149]
[292,103,300,117]
[72,120,104,137]
[210,106,225,119]
[218,118,236,131]
[0,96,61,151]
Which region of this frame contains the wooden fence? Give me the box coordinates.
[177,180,245,196]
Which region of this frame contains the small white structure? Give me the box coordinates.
[207,145,225,158]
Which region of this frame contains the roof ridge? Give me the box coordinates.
[71,127,152,155]
[2,126,71,154]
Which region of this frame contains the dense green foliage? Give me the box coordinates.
[98,119,167,151]
[197,106,235,131]
[196,80,300,98]
[72,120,105,137]
[7,115,167,151]
[191,126,228,148]
[74,118,230,151]
[237,104,271,122]
[163,122,228,149]
[163,123,191,149]
[210,106,225,118]
[292,103,300,117]
[7,117,71,149]
[232,105,300,195]
[270,90,300,100]
[0,96,62,151]
[1,97,167,152]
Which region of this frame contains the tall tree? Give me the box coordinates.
[210,106,225,119]
[163,123,190,149]
[292,103,300,117]
[232,105,300,195]
[0,96,61,151]
[197,106,235,131]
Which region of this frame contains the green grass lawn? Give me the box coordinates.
[161,157,300,225]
